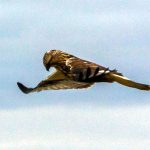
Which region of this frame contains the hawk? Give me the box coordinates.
[17,50,150,94]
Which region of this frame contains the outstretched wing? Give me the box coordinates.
[17,80,93,94]
[17,70,94,94]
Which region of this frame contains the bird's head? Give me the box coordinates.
[43,49,74,71]
[43,50,55,71]
[43,50,62,71]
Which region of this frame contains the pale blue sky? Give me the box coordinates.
[0,1,150,149]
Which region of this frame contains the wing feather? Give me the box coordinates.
[65,57,109,81]
[45,69,66,80]
[17,69,94,94]
[17,80,94,94]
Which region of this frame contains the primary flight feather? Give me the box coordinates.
[17,50,150,94]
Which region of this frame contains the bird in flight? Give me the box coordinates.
[17,50,150,94]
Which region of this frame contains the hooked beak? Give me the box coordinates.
[45,64,50,71]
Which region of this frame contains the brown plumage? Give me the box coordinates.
[17,50,150,94]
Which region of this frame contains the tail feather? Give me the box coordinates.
[109,73,150,91]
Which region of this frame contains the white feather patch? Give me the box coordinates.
[112,74,130,80]
[96,70,105,76]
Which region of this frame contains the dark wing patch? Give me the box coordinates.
[86,67,91,78]
[65,57,108,81]
[94,67,99,77]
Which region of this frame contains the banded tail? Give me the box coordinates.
[108,73,150,91]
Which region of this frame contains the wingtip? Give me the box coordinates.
[17,82,33,94]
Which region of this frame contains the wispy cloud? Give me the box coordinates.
[0,105,150,149]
